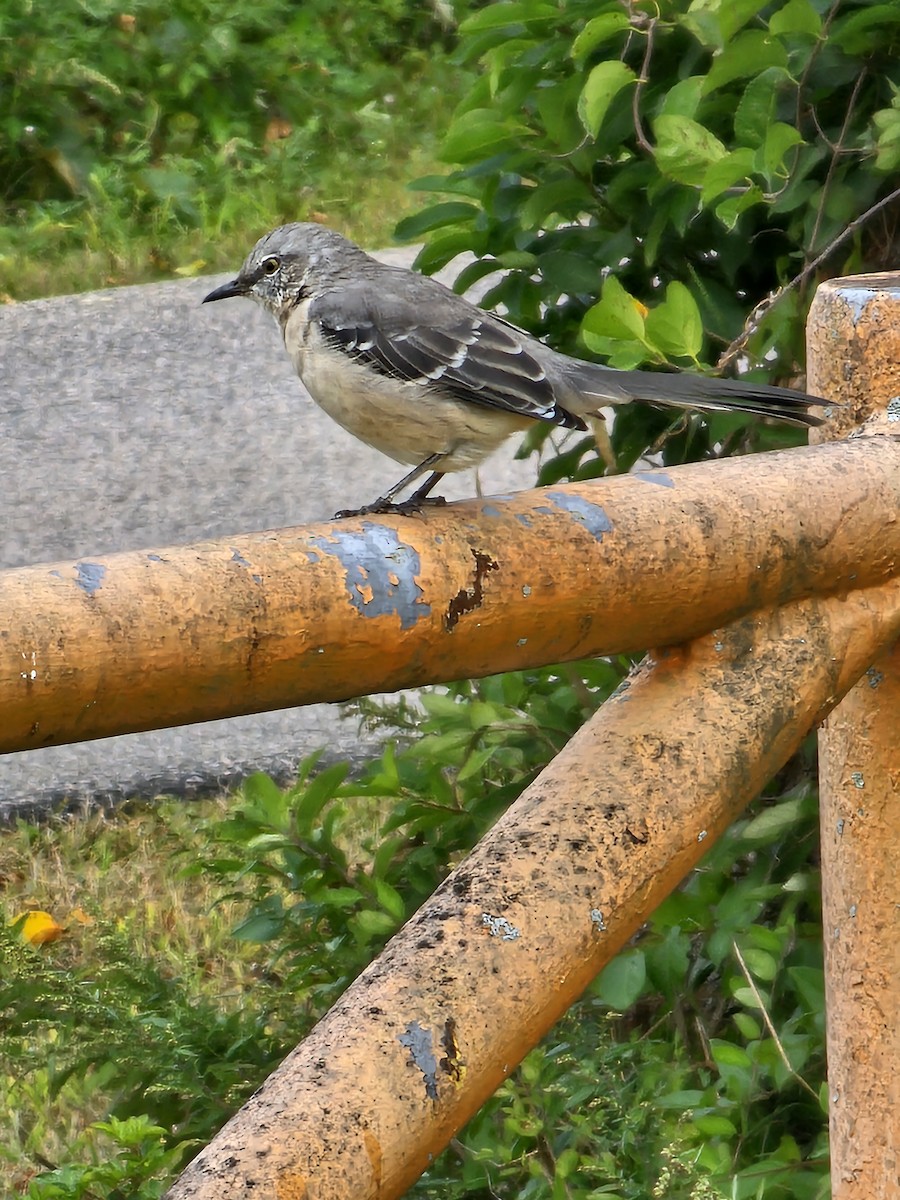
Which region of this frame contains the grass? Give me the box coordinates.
[0,140,448,304]
[0,139,445,304]
[0,783,393,1194]
[0,798,250,1189]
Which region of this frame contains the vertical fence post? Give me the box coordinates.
[806,275,900,1198]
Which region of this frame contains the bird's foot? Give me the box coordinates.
[333,495,448,520]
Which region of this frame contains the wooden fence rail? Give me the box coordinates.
[3,437,899,754]
[3,274,897,1198]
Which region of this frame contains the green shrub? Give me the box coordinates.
[0,0,471,295]
[401,0,900,478]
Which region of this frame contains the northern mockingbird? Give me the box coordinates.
[203,223,827,515]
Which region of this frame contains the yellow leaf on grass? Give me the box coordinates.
[12,910,65,945]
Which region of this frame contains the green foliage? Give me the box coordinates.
[402,0,900,477]
[0,915,292,1146]
[0,0,471,296]
[23,1117,188,1200]
[184,673,829,1199]
[1,666,828,1197]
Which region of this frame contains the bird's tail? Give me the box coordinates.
[566,361,830,427]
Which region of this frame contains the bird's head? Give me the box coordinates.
[202,223,365,317]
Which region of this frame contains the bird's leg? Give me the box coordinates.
[334,454,448,519]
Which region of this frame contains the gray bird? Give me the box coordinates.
[203,223,827,515]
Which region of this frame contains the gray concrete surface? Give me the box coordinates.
[0,248,536,820]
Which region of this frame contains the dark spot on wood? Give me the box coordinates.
[445,549,499,630]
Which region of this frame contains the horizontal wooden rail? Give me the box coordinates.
[166,575,900,1200]
[3,436,900,753]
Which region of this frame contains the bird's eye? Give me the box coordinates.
[261,256,280,276]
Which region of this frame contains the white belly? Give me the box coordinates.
[282,306,530,472]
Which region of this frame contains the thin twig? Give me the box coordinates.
[731,939,818,1099]
[631,15,658,155]
[716,183,900,373]
[808,67,868,255]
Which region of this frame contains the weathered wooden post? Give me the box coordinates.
[807,274,900,1200]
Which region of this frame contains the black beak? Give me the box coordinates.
[202,278,244,303]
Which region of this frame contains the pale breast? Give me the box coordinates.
[281,306,532,471]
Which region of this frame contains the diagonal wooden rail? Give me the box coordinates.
[3,437,900,754]
[4,275,898,1199]
[163,578,899,1200]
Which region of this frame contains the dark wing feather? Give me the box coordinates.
[310,285,586,430]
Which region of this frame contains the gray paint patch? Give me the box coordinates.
[482,912,520,941]
[230,548,252,569]
[74,561,106,596]
[633,470,675,488]
[308,522,429,630]
[398,1021,439,1101]
[842,286,878,323]
[545,491,613,541]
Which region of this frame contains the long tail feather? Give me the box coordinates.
[569,363,830,427]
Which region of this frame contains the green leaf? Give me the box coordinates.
[692,1114,737,1136]
[374,878,406,921]
[518,176,592,229]
[307,885,363,909]
[732,1012,761,1039]
[742,796,806,841]
[582,274,647,342]
[737,945,777,982]
[350,908,398,942]
[734,67,791,148]
[656,1089,705,1109]
[685,0,770,49]
[714,184,764,229]
[577,60,635,139]
[232,911,284,943]
[644,281,703,359]
[653,114,727,184]
[538,250,603,293]
[769,0,822,37]
[597,949,646,1010]
[831,3,900,55]
[394,202,479,241]
[415,229,485,274]
[658,76,705,120]
[757,121,805,184]
[456,744,497,783]
[240,772,288,829]
[787,965,826,1015]
[701,147,755,203]
[571,12,631,62]
[702,30,788,95]
[710,1039,752,1068]
[459,2,559,35]
[294,762,349,830]
[439,109,530,165]
[536,77,585,150]
[451,256,504,294]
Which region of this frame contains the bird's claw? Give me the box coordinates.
[333,495,448,520]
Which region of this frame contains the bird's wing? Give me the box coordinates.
[309,283,586,430]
